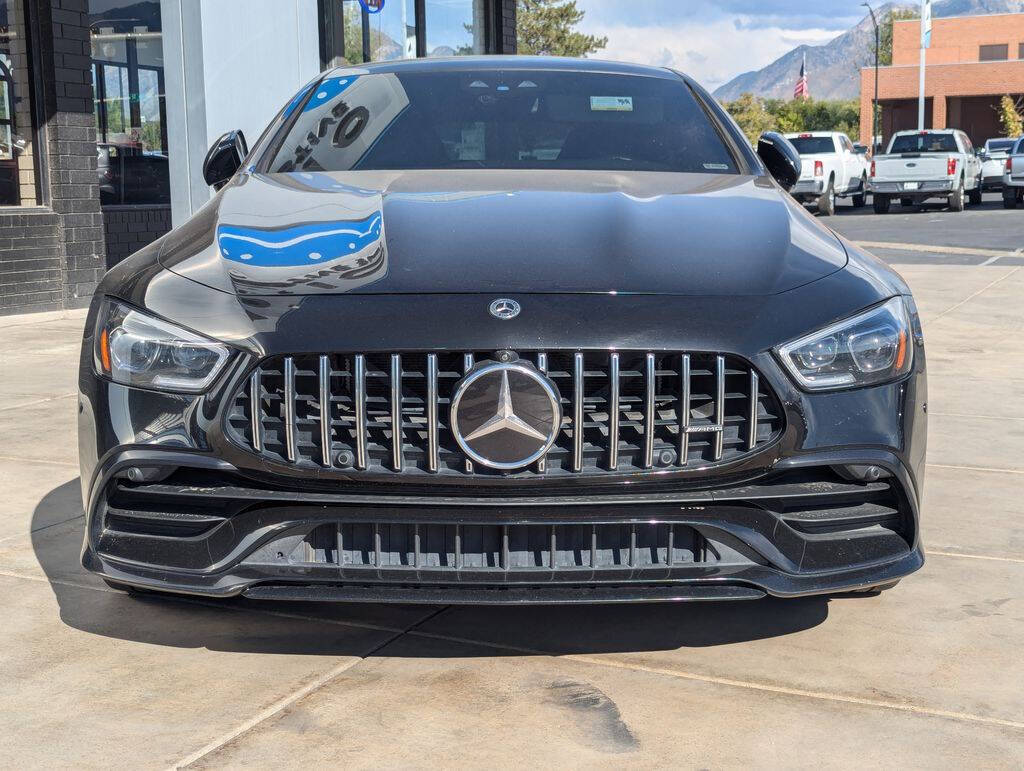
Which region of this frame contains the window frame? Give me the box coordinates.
[978,43,1009,62]
[0,0,45,207]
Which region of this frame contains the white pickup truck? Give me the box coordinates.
[868,129,982,213]
[784,131,870,216]
[1002,136,1024,208]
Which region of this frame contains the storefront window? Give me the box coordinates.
[0,0,41,206]
[89,0,169,206]
[424,0,486,56]
[321,0,491,67]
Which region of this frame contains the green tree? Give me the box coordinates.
[875,8,918,66]
[724,93,775,145]
[723,95,860,147]
[517,0,607,57]
[997,95,1024,137]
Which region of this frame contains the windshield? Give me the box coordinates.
[787,136,836,154]
[267,70,739,174]
[986,139,1015,153]
[889,133,958,153]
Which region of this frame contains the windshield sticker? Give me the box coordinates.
[703,163,730,170]
[590,96,633,112]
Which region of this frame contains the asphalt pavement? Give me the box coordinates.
[0,206,1022,768]
[821,191,1024,265]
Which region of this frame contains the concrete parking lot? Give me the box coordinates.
[1,200,1022,768]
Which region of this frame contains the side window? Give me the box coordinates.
[960,133,973,155]
[841,136,854,152]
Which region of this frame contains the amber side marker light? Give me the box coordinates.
[99,328,111,374]
[895,328,908,370]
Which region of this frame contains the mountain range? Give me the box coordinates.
[712,0,1024,102]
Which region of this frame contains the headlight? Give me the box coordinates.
[776,297,913,391]
[94,299,231,393]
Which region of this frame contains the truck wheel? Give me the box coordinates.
[949,178,965,211]
[1003,189,1018,209]
[873,194,891,214]
[852,176,867,207]
[817,178,836,216]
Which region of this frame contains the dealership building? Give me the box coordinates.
[860,12,1024,148]
[0,0,516,315]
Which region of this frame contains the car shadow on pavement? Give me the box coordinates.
[32,480,833,656]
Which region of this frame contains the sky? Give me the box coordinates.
[573,0,870,91]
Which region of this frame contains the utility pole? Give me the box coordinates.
[919,0,932,130]
[863,3,880,150]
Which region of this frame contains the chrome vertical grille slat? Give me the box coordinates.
[679,354,690,465]
[748,370,760,451]
[608,352,620,470]
[318,355,331,467]
[283,357,297,463]
[426,353,439,473]
[249,368,263,453]
[643,352,655,469]
[572,352,584,473]
[354,354,367,470]
[227,350,784,476]
[390,353,403,472]
[536,352,548,473]
[714,355,725,461]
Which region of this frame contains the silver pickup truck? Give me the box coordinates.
[1002,136,1024,208]
[869,129,983,213]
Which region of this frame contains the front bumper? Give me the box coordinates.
[84,448,923,603]
[78,278,927,604]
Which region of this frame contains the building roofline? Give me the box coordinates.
[894,10,1024,24]
[860,58,1024,72]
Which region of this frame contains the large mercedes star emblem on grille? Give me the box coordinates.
[450,361,562,470]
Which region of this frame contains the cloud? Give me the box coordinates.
[583,17,842,90]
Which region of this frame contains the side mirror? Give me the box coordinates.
[203,130,248,190]
[756,131,801,191]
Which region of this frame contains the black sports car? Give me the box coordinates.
[79,58,926,604]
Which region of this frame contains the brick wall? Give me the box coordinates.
[103,205,172,268]
[893,13,1024,66]
[859,59,1024,145]
[0,210,62,313]
[499,0,516,54]
[0,0,106,316]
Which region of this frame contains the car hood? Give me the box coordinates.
[159,169,847,297]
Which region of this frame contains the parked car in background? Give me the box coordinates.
[1003,136,1024,208]
[784,131,869,215]
[97,144,170,206]
[979,137,1019,191]
[869,129,982,213]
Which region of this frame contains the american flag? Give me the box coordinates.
[793,53,809,100]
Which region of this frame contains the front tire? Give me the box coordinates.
[817,177,836,216]
[852,175,867,207]
[949,178,965,211]
[873,194,891,214]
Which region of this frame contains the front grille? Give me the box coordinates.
[225,351,784,477]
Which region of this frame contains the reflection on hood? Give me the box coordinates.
[218,213,385,295]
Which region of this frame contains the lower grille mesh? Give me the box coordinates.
[226,350,784,477]
[267,521,713,571]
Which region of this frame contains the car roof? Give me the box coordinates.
[783,132,840,137]
[323,55,681,81]
[892,129,956,135]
